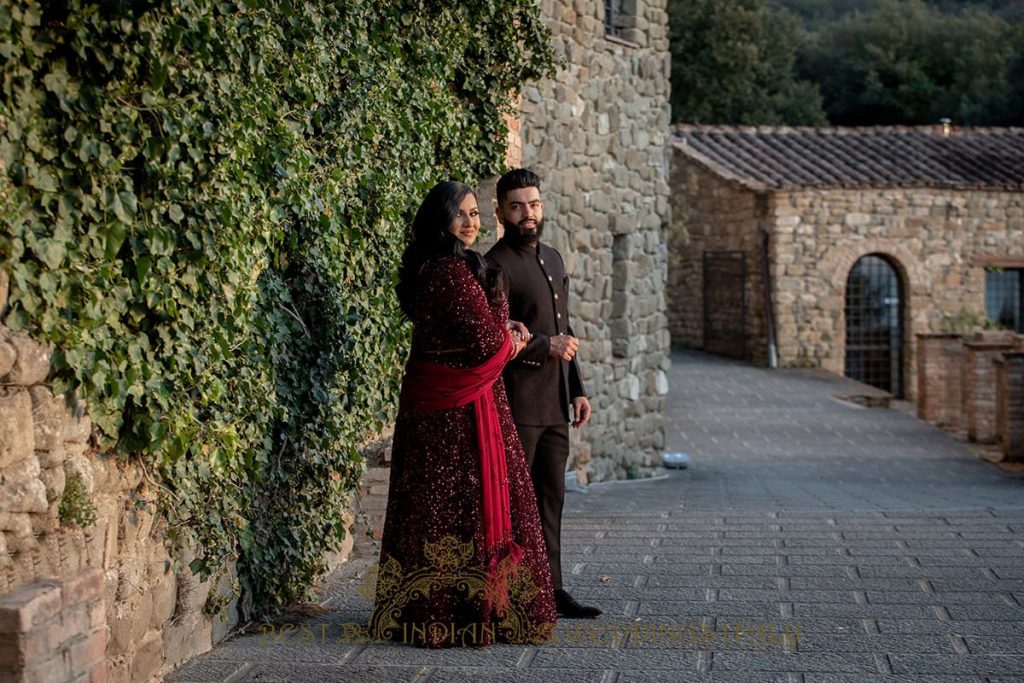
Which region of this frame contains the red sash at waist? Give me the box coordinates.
[399,333,523,615]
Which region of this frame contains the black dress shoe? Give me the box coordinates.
[554,589,602,619]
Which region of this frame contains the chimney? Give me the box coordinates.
[939,117,952,138]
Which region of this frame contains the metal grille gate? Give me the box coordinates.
[703,251,746,360]
[845,254,903,396]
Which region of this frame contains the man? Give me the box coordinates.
[487,168,602,619]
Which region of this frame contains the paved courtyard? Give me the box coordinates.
[168,351,1024,682]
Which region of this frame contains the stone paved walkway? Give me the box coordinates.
[167,351,1024,682]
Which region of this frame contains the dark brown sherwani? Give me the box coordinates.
[487,237,586,590]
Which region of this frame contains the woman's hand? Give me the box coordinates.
[508,320,530,357]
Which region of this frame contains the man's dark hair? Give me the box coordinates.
[496,168,541,203]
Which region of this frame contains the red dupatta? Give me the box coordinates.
[399,333,524,615]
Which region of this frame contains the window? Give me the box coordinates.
[604,0,619,37]
[985,268,1023,332]
[604,0,640,41]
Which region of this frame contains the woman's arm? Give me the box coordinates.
[420,257,510,364]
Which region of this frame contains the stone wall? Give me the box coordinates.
[669,174,1024,400]
[769,188,1024,400]
[917,331,1024,461]
[998,352,1024,459]
[965,334,1019,443]
[916,334,966,434]
[513,0,672,481]
[667,153,769,364]
[0,271,354,681]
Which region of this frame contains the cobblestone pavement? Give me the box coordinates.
[168,351,1024,683]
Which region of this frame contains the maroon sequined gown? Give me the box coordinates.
[370,256,557,647]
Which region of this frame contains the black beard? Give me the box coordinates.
[502,217,544,247]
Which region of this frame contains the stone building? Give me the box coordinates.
[668,125,1024,399]
[500,0,672,481]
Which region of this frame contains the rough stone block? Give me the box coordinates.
[64,454,95,495]
[60,603,90,644]
[70,629,106,670]
[149,576,176,629]
[3,454,40,484]
[0,581,62,634]
[63,408,92,447]
[0,341,14,378]
[36,448,66,469]
[29,387,64,453]
[108,591,152,656]
[22,652,69,683]
[0,480,47,514]
[129,632,162,683]
[2,332,51,386]
[28,507,58,536]
[39,466,66,503]
[0,389,33,468]
[62,568,105,609]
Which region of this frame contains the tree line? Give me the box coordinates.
[669,0,1024,126]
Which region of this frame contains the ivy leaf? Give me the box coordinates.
[28,166,59,192]
[42,67,69,97]
[36,239,66,269]
[105,223,127,260]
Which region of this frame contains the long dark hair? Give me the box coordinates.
[396,181,504,318]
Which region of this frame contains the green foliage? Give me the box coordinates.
[668,0,828,125]
[1,0,555,615]
[799,0,1024,125]
[59,467,97,528]
[939,308,1006,336]
[671,0,1024,126]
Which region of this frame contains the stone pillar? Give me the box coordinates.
[916,333,963,426]
[965,332,1018,443]
[999,352,1024,460]
[0,567,106,683]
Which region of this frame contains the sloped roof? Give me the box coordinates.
[671,125,1024,192]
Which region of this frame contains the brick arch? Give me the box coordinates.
[822,240,924,293]
[823,240,921,398]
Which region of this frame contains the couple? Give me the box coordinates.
[368,169,601,648]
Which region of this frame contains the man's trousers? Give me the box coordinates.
[515,423,570,591]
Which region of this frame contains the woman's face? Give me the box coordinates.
[449,193,481,246]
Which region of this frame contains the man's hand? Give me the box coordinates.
[572,396,591,429]
[548,334,579,361]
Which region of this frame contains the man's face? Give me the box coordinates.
[497,186,544,244]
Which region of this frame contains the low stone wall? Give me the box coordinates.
[0,272,354,681]
[998,353,1024,458]
[0,567,106,683]
[917,331,1024,461]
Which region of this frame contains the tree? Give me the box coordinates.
[798,0,1023,125]
[669,0,828,125]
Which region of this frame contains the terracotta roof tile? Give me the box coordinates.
[671,125,1024,191]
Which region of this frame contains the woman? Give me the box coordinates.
[369,181,557,647]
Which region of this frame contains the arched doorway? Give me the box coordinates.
[845,254,904,396]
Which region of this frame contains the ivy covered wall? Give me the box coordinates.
[0,0,555,615]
